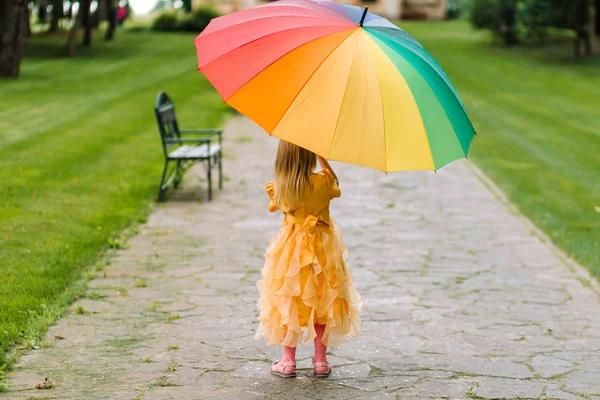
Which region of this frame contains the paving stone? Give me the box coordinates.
[545,386,586,400]
[232,361,273,378]
[395,377,475,398]
[445,356,534,379]
[472,377,547,399]
[530,355,574,379]
[1,117,600,399]
[336,375,419,392]
[560,371,600,395]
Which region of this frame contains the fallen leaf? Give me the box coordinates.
[595,206,600,213]
[35,377,54,390]
[54,335,65,340]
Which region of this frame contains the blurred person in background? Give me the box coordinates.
[117,1,129,27]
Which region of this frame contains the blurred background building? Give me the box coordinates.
[190,0,447,20]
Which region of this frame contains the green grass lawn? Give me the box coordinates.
[401,21,599,275]
[0,29,228,370]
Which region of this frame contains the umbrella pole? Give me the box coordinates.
[359,6,369,27]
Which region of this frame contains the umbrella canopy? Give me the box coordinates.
[194,0,475,172]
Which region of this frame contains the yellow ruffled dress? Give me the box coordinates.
[255,169,363,348]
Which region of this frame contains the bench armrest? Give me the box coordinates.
[163,138,211,144]
[180,129,222,137]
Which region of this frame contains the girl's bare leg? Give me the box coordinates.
[314,324,328,374]
[282,345,296,363]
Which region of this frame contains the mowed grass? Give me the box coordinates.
[401,21,600,274]
[0,30,228,368]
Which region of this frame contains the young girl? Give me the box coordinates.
[255,140,363,378]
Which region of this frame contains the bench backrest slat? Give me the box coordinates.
[154,91,181,156]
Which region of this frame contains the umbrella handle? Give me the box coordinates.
[359,6,369,27]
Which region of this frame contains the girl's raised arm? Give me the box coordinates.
[317,155,339,184]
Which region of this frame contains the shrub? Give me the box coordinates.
[151,6,220,33]
[178,6,221,32]
[470,0,576,44]
[518,0,574,40]
[151,11,179,31]
[470,0,520,44]
[447,0,462,20]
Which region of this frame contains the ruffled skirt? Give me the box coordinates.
[255,213,363,348]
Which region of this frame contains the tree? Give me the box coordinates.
[81,0,92,46]
[66,10,82,56]
[574,0,596,56]
[470,0,519,45]
[183,0,192,13]
[25,3,31,36]
[49,0,63,32]
[66,0,119,55]
[105,0,116,41]
[499,0,519,44]
[0,0,28,77]
[595,0,600,36]
[471,0,596,56]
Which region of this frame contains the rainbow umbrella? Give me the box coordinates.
[194,0,475,172]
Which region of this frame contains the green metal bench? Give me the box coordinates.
[154,91,223,202]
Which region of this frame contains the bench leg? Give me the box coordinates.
[218,153,223,190]
[173,160,183,189]
[158,160,170,202]
[207,158,213,201]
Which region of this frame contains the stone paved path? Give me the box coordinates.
[3,117,600,400]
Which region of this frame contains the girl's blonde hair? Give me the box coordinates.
[274,140,317,209]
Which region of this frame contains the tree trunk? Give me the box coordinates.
[584,0,596,54]
[49,0,63,32]
[66,8,82,56]
[183,0,192,13]
[91,0,101,29]
[25,5,31,36]
[104,0,116,40]
[595,0,600,36]
[81,0,92,46]
[0,0,28,78]
[501,0,519,45]
[574,0,596,56]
